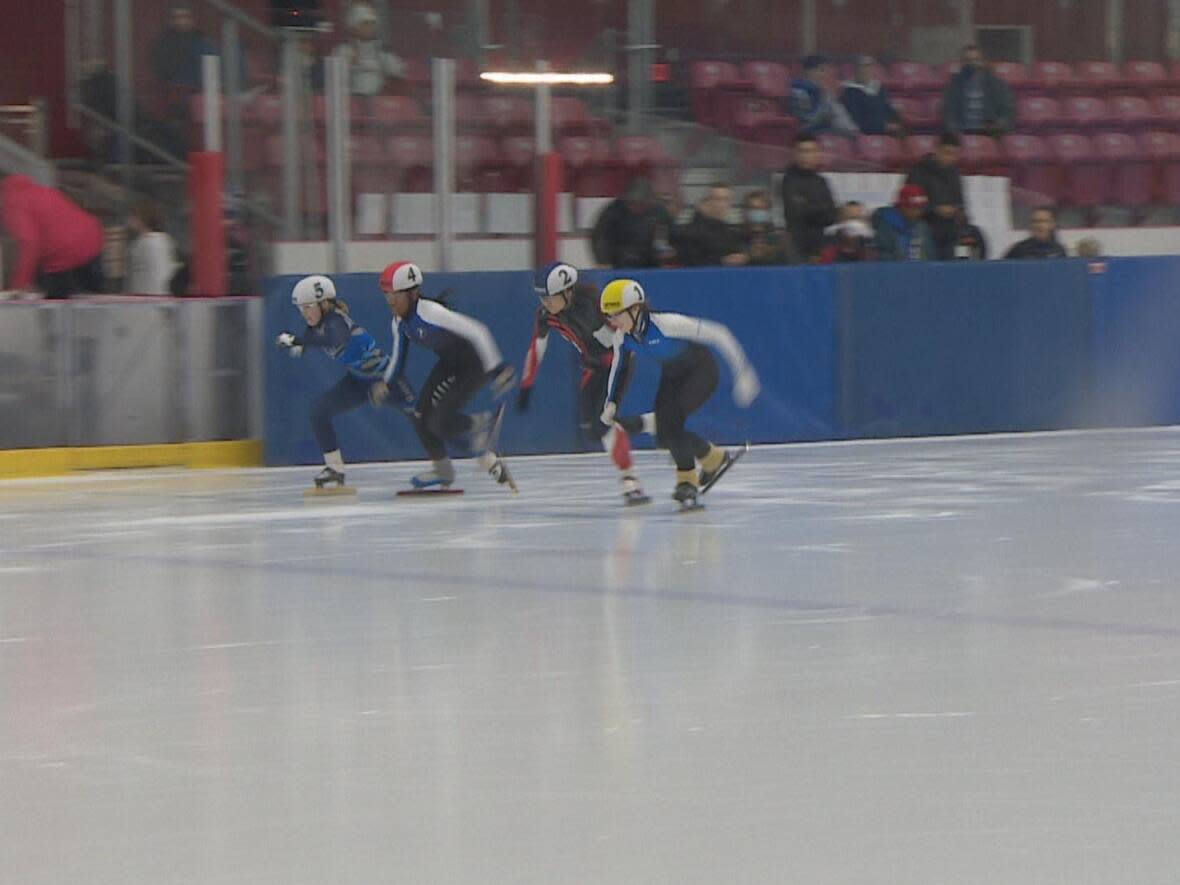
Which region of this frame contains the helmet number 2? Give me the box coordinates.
[559,268,571,286]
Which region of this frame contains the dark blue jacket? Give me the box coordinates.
[871,206,936,262]
[840,81,901,135]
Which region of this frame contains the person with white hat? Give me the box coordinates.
[338,3,406,96]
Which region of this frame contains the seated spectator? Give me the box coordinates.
[1076,237,1103,259]
[781,135,839,262]
[125,201,180,295]
[953,220,989,260]
[672,182,749,267]
[0,174,106,299]
[841,200,866,222]
[841,56,904,136]
[872,184,937,262]
[942,44,1015,136]
[789,54,860,138]
[819,219,877,263]
[591,177,676,269]
[338,3,406,97]
[905,132,966,260]
[1005,207,1069,259]
[740,190,799,265]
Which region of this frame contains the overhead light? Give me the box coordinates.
[480,72,614,86]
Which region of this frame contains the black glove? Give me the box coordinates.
[516,386,532,413]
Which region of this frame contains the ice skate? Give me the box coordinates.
[621,474,651,506]
[481,453,518,493]
[398,461,463,497]
[700,444,748,495]
[673,481,703,511]
[304,466,356,497]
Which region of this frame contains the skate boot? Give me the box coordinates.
[621,474,651,506]
[699,444,747,494]
[314,466,346,489]
[672,481,701,510]
[411,470,453,490]
[466,410,495,457]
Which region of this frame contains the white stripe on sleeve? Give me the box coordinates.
[417,299,502,372]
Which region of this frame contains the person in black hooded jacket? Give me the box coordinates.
[780,135,838,262]
[1005,207,1069,259]
[672,183,749,267]
[905,132,966,260]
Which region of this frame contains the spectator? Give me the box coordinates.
[125,201,180,295]
[872,183,937,262]
[905,132,966,260]
[672,183,749,267]
[591,177,676,269]
[151,4,217,92]
[819,219,877,263]
[1076,237,1103,259]
[0,175,106,299]
[789,54,860,138]
[1004,207,1069,259]
[841,56,904,136]
[841,200,866,222]
[338,3,406,97]
[781,135,839,262]
[942,44,1015,136]
[740,190,799,265]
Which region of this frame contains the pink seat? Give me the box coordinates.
[480,95,533,133]
[817,134,856,170]
[691,60,744,127]
[891,95,938,133]
[1063,95,1114,130]
[387,133,434,190]
[1048,133,1106,206]
[731,97,796,144]
[558,136,616,196]
[1109,95,1160,131]
[243,93,282,127]
[1153,94,1180,125]
[1017,95,1066,131]
[1093,132,1152,205]
[364,95,425,129]
[855,135,904,172]
[1075,60,1123,92]
[960,134,1005,176]
[1001,134,1060,205]
[1171,61,1180,88]
[1142,131,1180,203]
[1031,61,1078,92]
[739,142,791,174]
[1123,60,1168,94]
[902,133,939,163]
[454,134,505,191]
[885,61,941,95]
[991,61,1034,92]
[742,61,789,99]
[550,96,593,135]
[615,135,673,169]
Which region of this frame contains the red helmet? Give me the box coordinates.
[380,261,424,293]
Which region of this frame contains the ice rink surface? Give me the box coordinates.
[2,428,1180,884]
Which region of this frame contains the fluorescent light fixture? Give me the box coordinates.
[480,71,614,86]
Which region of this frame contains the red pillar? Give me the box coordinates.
[535,151,564,266]
[188,151,228,296]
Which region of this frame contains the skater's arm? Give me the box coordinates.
[383,318,408,383]
[299,313,351,351]
[417,300,502,373]
[520,312,550,390]
[602,333,630,417]
[653,312,760,405]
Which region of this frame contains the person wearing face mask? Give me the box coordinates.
[942,44,1015,136]
[671,182,749,267]
[740,190,798,265]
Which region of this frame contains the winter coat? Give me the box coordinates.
[1004,235,1069,260]
[0,175,105,290]
[871,206,936,262]
[780,164,838,260]
[591,199,675,269]
[672,210,747,266]
[840,80,901,135]
[941,67,1015,134]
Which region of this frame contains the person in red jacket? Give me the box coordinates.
[0,175,105,299]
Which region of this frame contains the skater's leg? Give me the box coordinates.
[654,352,720,474]
[582,371,647,502]
[420,359,486,445]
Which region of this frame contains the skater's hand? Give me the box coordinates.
[276,332,303,357]
[516,386,532,413]
[599,401,617,425]
[734,369,761,407]
[489,363,516,400]
[368,381,390,405]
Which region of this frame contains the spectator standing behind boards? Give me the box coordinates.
[841,56,905,136]
[740,190,799,265]
[781,135,839,262]
[591,177,677,269]
[151,4,217,92]
[1004,207,1069,259]
[942,44,1015,136]
[672,183,749,267]
[905,132,966,260]
[0,175,105,299]
[789,54,860,138]
[338,3,406,97]
[872,184,937,262]
[125,201,180,295]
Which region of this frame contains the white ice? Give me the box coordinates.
[2,429,1179,884]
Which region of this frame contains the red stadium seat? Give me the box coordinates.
[388,133,434,191]
[902,133,939,163]
[480,95,533,133]
[742,61,790,99]
[1123,60,1168,94]
[1062,95,1114,130]
[1001,134,1061,205]
[855,134,904,172]
[690,60,745,127]
[243,93,282,127]
[960,134,1006,176]
[455,134,506,191]
[818,134,856,170]
[1048,133,1106,206]
[1141,131,1180,203]
[1109,95,1160,131]
[891,95,939,133]
[1153,94,1180,125]
[739,142,791,174]
[1030,61,1077,91]
[364,95,426,129]
[885,61,941,96]
[550,97,593,135]
[991,61,1034,93]
[1017,95,1066,131]
[1093,132,1153,205]
[559,135,616,196]
[401,57,431,88]
[731,97,796,144]
[1075,60,1123,92]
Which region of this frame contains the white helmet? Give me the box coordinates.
[380,261,424,293]
[534,261,578,298]
[292,274,335,306]
[600,279,646,315]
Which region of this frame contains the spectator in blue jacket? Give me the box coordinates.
[872,184,937,262]
[789,54,859,138]
[841,56,904,136]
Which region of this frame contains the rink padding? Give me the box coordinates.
[263,257,1180,466]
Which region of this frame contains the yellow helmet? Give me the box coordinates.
[600,279,646,316]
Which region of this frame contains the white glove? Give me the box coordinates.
[599,401,617,425]
[489,364,516,400]
[733,369,760,408]
[276,332,303,358]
